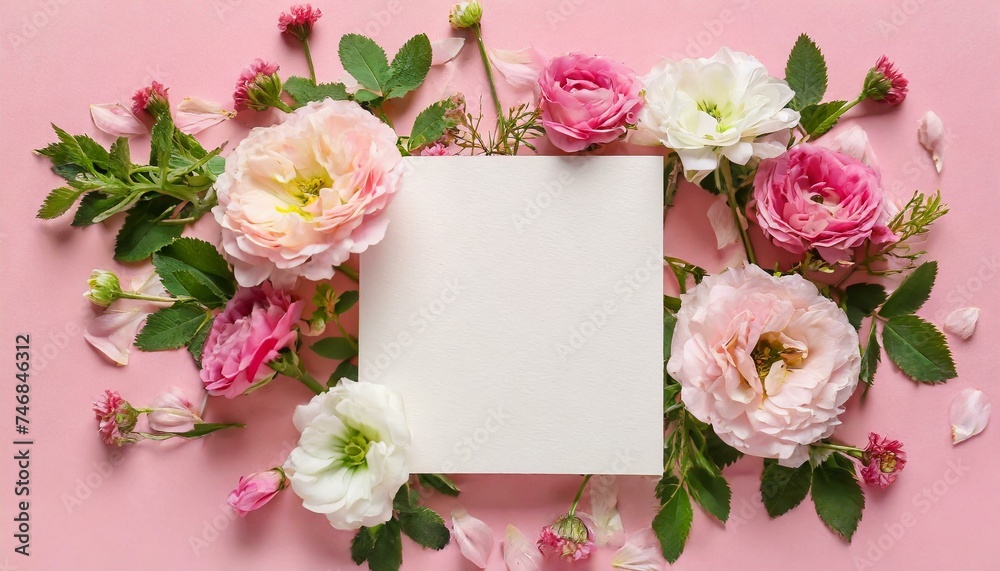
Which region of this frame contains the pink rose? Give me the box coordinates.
[228,469,286,517]
[667,264,860,467]
[200,283,303,399]
[214,99,403,287]
[751,144,897,264]
[538,54,642,152]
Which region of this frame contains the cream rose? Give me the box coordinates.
[666,264,860,467]
[213,99,404,288]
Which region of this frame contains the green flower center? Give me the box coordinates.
[338,427,376,470]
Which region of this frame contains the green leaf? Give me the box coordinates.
[187,316,213,366]
[399,506,450,550]
[114,197,184,262]
[328,360,359,386]
[149,113,175,169]
[811,454,865,542]
[417,474,460,497]
[311,337,358,360]
[860,323,881,386]
[153,238,236,300]
[882,314,956,383]
[703,428,743,469]
[72,193,121,226]
[407,101,451,151]
[879,261,937,318]
[385,34,433,100]
[368,519,403,571]
[173,270,228,308]
[339,33,391,95]
[334,290,359,314]
[760,459,812,518]
[686,466,731,522]
[169,422,244,438]
[135,304,210,351]
[36,125,109,174]
[37,187,86,219]
[799,100,846,138]
[845,283,887,329]
[351,526,378,565]
[785,34,828,110]
[663,310,677,363]
[652,478,693,564]
[108,137,131,180]
[283,76,350,106]
[353,89,382,103]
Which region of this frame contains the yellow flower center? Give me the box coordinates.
[276,174,332,220]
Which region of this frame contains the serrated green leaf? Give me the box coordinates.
[811,454,865,542]
[91,191,143,224]
[385,34,432,100]
[879,261,937,318]
[72,193,120,226]
[760,459,812,518]
[785,34,828,110]
[328,360,359,386]
[311,337,358,360]
[399,506,450,550]
[860,323,881,386]
[37,187,86,219]
[283,76,350,107]
[187,316,213,366]
[799,100,846,138]
[37,125,109,174]
[353,89,382,103]
[351,526,379,565]
[339,33,391,95]
[153,238,236,300]
[417,474,460,497]
[703,427,743,469]
[150,113,175,169]
[845,283,887,329]
[652,478,693,564]
[114,197,184,262]
[135,304,210,351]
[686,466,731,522]
[882,314,956,383]
[407,101,450,151]
[108,137,131,180]
[334,290,359,314]
[368,519,403,571]
[173,270,228,308]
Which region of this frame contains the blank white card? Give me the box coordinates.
[359,156,663,474]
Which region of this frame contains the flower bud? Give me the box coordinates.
[131,81,170,117]
[278,4,322,42]
[93,390,139,446]
[538,513,593,561]
[85,270,122,307]
[861,56,908,105]
[449,1,483,28]
[233,59,285,112]
[227,468,287,516]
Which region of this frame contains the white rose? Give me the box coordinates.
[284,380,411,530]
[633,47,800,180]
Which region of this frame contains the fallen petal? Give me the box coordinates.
[90,103,147,137]
[452,509,494,569]
[589,475,625,547]
[707,195,739,250]
[84,307,145,366]
[489,48,547,89]
[918,111,944,173]
[943,307,979,340]
[175,97,236,135]
[340,72,361,95]
[431,37,466,65]
[503,525,542,571]
[611,528,664,571]
[824,125,879,168]
[951,388,991,444]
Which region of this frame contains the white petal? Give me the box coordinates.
[83,307,145,366]
[503,525,541,571]
[489,48,546,89]
[90,103,147,137]
[824,125,879,168]
[452,509,493,568]
[943,307,979,340]
[340,72,361,95]
[175,97,236,135]
[707,195,739,250]
[611,528,664,571]
[431,37,466,65]
[951,389,991,444]
[918,111,945,173]
[589,475,625,546]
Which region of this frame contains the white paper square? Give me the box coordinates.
[359,156,663,474]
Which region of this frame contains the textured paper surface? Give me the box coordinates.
[360,156,663,474]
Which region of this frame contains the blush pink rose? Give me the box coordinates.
[200,283,303,399]
[213,99,404,288]
[228,469,286,517]
[538,53,642,152]
[666,264,860,467]
[752,144,897,264]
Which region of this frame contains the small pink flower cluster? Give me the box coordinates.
[278,4,322,41]
[131,81,169,116]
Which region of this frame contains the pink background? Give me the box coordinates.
[2,1,999,569]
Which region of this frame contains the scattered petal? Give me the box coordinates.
[431,37,466,65]
[951,389,991,444]
[175,97,236,135]
[918,111,945,173]
[943,307,979,340]
[707,195,739,250]
[339,72,361,95]
[489,48,547,89]
[452,509,494,569]
[611,528,664,571]
[588,475,624,547]
[84,308,145,366]
[90,103,147,137]
[824,125,879,168]
[503,525,542,571]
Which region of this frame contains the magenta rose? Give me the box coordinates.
[538,53,642,152]
[752,144,897,263]
[200,283,303,398]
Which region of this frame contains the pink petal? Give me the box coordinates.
[84,308,145,366]
[175,97,236,135]
[503,525,542,571]
[431,37,466,65]
[951,388,991,444]
[824,125,879,168]
[943,307,979,340]
[707,195,740,250]
[611,528,664,571]
[918,111,944,173]
[489,48,547,89]
[589,475,624,547]
[452,509,494,569]
[90,103,147,137]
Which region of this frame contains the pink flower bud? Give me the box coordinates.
[538,513,594,561]
[227,469,287,516]
[233,59,283,111]
[147,387,202,433]
[278,4,322,41]
[863,56,908,105]
[92,390,138,446]
[131,81,170,117]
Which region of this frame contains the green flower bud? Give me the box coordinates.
[449,1,483,28]
[85,270,122,307]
